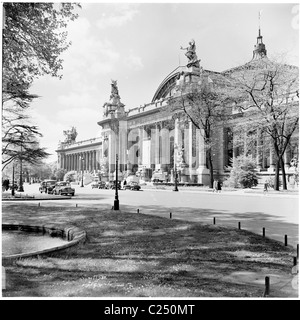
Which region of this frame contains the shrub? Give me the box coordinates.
[225,155,258,189]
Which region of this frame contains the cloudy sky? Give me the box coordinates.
[27,1,299,163]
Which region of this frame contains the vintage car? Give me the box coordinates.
[52,181,75,196]
[105,181,121,190]
[91,181,106,189]
[91,181,99,189]
[123,181,141,191]
[39,180,57,194]
[151,171,168,183]
[98,181,107,189]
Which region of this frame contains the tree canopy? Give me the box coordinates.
[226,58,299,190]
[2,3,80,170]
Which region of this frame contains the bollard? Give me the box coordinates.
[293,257,297,266]
[264,276,270,297]
[76,204,78,208]
[170,212,172,219]
[38,202,40,207]
[137,209,139,214]
[284,235,288,246]
[213,217,216,225]
[262,227,265,238]
[238,222,241,230]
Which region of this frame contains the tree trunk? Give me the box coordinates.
[280,156,287,190]
[274,160,280,191]
[207,149,214,188]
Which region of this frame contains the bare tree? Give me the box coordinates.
[226,58,299,190]
[165,72,232,188]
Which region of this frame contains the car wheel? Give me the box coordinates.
[71,193,75,196]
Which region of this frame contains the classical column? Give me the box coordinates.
[196,128,210,185]
[256,129,262,171]
[155,124,160,170]
[188,121,194,181]
[138,126,144,167]
[61,154,64,170]
[284,145,291,171]
[268,143,275,172]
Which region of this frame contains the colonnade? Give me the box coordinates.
[59,150,100,172]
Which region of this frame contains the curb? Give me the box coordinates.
[2,223,86,262]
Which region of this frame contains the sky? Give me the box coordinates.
[22,1,299,163]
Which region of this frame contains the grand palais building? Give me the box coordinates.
[56,28,299,186]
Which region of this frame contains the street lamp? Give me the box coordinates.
[173,144,179,192]
[80,156,85,187]
[11,163,15,196]
[173,165,179,192]
[17,133,24,192]
[113,153,120,210]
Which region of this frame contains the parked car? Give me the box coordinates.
[124,181,141,191]
[151,171,168,183]
[39,180,57,194]
[52,181,75,196]
[106,181,121,190]
[98,181,107,189]
[91,181,99,189]
[9,181,18,191]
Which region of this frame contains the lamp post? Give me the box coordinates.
[11,163,15,196]
[113,154,120,210]
[17,133,24,192]
[80,156,85,187]
[173,165,179,192]
[173,144,179,192]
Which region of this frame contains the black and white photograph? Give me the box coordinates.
[1,0,299,303]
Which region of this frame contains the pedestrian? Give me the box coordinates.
[217,180,222,193]
[263,182,269,194]
[213,179,218,193]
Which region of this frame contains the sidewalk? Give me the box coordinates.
[141,183,299,198]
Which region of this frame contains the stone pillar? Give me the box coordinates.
[138,126,144,166]
[188,121,196,182]
[61,154,64,170]
[196,128,210,185]
[174,117,180,171]
[256,130,262,171]
[268,143,275,172]
[284,145,291,171]
[155,124,160,170]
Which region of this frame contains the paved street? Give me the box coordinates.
[5,183,299,249]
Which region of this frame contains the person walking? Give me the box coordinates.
[217,180,222,193]
[213,179,218,193]
[263,181,269,194]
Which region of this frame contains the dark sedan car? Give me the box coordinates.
[39,180,57,194]
[124,181,141,191]
[106,181,121,190]
[52,181,75,196]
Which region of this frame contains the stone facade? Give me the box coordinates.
[56,29,299,186]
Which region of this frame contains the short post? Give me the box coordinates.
[76,204,78,208]
[170,212,172,219]
[213,217,216,225]
[238,222,241,230]
[38,202,40,207]
[264,276,270,297]
[284,235,288,246]
[137,209,139,214]
[262,227,265,238]
[293,257,297,267]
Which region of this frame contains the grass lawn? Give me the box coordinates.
[2,202,298,298]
